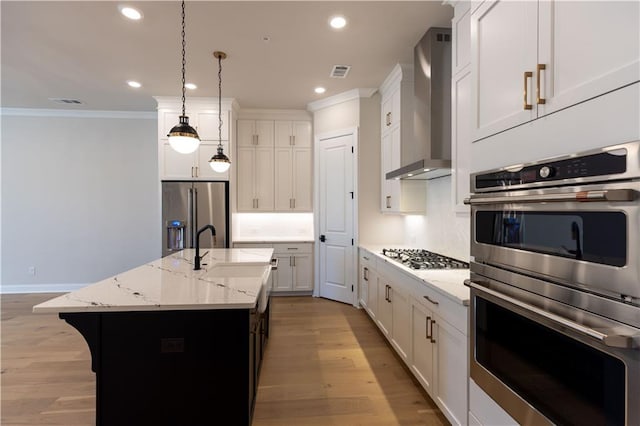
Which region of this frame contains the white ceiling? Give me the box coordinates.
[1,1,453,112]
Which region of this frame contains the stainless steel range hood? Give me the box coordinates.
[386,27,452,181]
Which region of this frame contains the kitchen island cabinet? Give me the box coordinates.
[33,248,273,426]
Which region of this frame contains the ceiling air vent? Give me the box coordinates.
[48,98,84,105]
[330,65,351,78]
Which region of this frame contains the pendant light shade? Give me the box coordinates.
[209,51,231,172]
[168,115,200,154]
[168,0,200,154]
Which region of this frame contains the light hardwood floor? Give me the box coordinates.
[2,294,448,425]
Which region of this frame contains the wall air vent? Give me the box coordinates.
[48,98,84,105]
[330,65,351,78]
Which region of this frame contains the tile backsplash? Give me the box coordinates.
[404,176,470,261]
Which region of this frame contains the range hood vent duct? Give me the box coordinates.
[386,27,452,181]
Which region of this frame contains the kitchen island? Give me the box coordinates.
[33,248,274,426]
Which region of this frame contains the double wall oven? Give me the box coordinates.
[465,141,640,425]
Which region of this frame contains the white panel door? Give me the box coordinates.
[274,121,292,147]
[292,121,312,147]
[293,254,313,290]
[390,283,410,363]
[471,0,538,141]
[452,67,472,211]
[538,0,640,117]
[237,120,256,147]
[410,299,435,394]
[318,133,354,305]
[435,317,468,426]
[273,254,293,291]
[196,110,229,141]
[163,143,196,179]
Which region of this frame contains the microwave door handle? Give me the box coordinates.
[465,189,636,205]
[468,280,639,349]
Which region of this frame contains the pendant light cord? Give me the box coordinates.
[218,54,223,148]
[180,0,187,117]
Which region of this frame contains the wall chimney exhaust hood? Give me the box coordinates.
[386,27,452,181]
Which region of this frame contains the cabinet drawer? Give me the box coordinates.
[411,284,467,335]
[272,243,312,254]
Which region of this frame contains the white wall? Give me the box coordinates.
[1,110,160,292]
[404,176,470,261]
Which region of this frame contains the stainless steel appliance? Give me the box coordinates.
[386,27,452,180]
[382,248,469,270]
[465,141,640,426]
[162,181,228,257]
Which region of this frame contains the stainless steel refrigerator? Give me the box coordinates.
[162,181,229,257]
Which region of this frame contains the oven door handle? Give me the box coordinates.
[467,280,639,349]
[463,189,636,205]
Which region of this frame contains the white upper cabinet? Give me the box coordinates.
[471,0,640,142]
[155,97,236,181]
[451,1,472,212]
[236,117,312,212]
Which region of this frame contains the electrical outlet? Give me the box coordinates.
[28,266,36,276]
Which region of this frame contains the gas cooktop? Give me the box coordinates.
[381,248,469,270]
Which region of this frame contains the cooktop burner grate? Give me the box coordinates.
[381,248,469,270]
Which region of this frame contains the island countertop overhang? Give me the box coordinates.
[33,248,275,314]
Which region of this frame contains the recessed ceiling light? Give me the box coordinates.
[185,83,197,90]
[329,16,347,29]
[314,87,326,94]
[119,6,142,21]
[127,80,142,88]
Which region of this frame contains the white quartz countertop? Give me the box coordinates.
[33,248,274,314]
[359,244,470,306]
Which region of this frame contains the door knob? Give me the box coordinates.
[319,235,326,242]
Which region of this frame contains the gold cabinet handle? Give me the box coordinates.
[536,64,546,105]
[523,71,533,110]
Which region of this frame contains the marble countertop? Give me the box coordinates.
[359,244,470,306]
[33,248,274,314]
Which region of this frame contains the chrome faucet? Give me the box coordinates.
[194,224,216,270]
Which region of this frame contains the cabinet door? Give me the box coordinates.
[236,147,255,211]
[377,281,392,337]
[538,1,640,117]
[293,254,313,291]
[273,255,293,291]
[274,148,293,210]
[237,120,256,147]
[162,143,196,179]
[434,317,468,426]
[471,0,537,141]
[389,127,401,211]
[391,87,401,129]
[274,121,292,147]
[292,121,312,148]
[390,283,410,363]
[255,120,274,147]
[197,142,230,180]
[452,67,472,212]
[292,148,312,211]
[410,299,435,395]
[366,268,378,319]
[381,132,393,211]
[254,147,274,211]
[452,1,471,76]
[359,263,369,310]
[196,111,229,141]
[381,95,393,131]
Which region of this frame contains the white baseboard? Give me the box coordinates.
[1,283,88,294]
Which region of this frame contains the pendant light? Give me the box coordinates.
[209,51,231,173]
[167,0,200,154]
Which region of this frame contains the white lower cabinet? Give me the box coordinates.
[360,248,469,426]
[359,250,379,319]
[234,242,313,293]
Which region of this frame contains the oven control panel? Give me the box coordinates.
[475,149,627,190]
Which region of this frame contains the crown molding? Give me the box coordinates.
[379,63,413,96]
[306,88,377,112]
[237,108,312,121]
[0,108,156,119]
[153,96,240,112]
